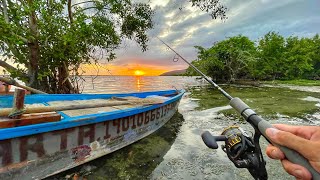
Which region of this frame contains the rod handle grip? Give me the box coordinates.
[255,117,320,179]
[230,97,320,178]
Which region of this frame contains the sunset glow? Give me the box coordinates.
[81,64,174,76]
[134,70,145,76]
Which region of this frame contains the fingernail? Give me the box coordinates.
[266,128,279,138]
[271,149,281,159]
[294,170,303,179]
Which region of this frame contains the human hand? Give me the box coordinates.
[265,124,320,180]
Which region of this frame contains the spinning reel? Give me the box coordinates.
[202,126,268,180]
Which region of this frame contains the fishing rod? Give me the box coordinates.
[157,37,320,179]
[157,38,232,100]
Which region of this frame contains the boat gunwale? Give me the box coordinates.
[0,89,179,104]
[0,89,185,140]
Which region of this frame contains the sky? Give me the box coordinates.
[91,0,320,76]
[1,0,320,76]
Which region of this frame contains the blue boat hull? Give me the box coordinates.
[0,90,184,179]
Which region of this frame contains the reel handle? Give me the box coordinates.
[201,131,227,149]
[230,97,320,179]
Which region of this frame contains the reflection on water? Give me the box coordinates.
[137,77,141,90]
[89,112,186,179]
[81,76,205,94]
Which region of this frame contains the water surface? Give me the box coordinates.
[52,76,320,180]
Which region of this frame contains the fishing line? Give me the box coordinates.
[172,54,179,62]
[156,37,232,100]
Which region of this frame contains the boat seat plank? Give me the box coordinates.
[0,112,61,128]
[42,97,165,117]
[46,99,137,117]
[47,99,111,106]
[60,105,136,117]
[25,103,46,107]
[0,96,165,118]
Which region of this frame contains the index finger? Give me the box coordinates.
[273,124,319,140]
[266,128,318,161]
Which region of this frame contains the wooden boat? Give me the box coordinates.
[0,81,11,95]
[0,89,184,180]
[0,79,30,95]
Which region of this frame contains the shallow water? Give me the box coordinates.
[81,76,205,94]
[51,76,320,180]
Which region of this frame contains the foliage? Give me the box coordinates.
[256,32,286,80]
[187,32,320,82]
[0,0,153,93]
[310,34,320,78]
[284,37,314,79]
[186,35,256,82]
[0,0,228,93]
[190,0,227,20]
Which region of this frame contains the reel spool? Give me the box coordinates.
[202,126,268,180]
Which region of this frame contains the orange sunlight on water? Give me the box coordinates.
[81,64,169,76]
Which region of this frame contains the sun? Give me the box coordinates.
[134,70,145,76]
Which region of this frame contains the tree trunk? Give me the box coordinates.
[27,0,40,90]
[27,42,40,88]
[58,65,79,94]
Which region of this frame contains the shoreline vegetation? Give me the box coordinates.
[184,32,320,83]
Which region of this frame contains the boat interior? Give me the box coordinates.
[0,90,183,139]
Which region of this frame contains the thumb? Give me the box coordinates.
[266,128,314,160]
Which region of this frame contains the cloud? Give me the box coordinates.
[109,0,320,74]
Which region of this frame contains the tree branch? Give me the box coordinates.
[80,6,99,12]
[79,6,110,13]
[13,33,29,43]
[0,59,29,79]
[68,0,73,23]
[0,59,18,72]
[71,0,97,8]
[1,0,9,23]
[5,43,24,61]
